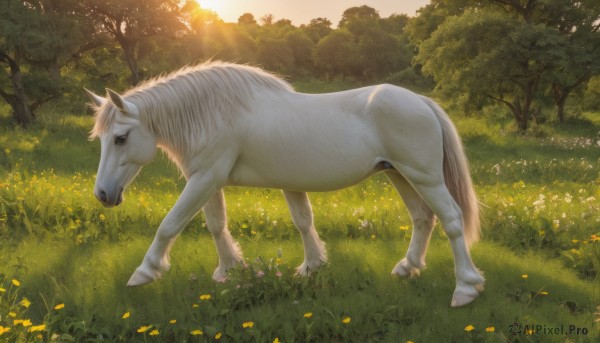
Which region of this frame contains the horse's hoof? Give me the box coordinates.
[451,283,483,307]
[391,258,421,278]
[127,267,158,287]
[212,268,228,283]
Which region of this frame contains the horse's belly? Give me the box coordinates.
[226,152,379,192]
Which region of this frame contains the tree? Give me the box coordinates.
[0,0,92,126]
[314,31,360,79]
[417,9,567,131]
[238,13,257,26]
[78,0,184,85]
[338,5,379,28]
[301,18,332,43]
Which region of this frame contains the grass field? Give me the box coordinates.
[0,97,599,342]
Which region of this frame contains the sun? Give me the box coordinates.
[196,0,224,13]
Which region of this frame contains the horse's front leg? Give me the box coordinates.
[203,189,244,282]
[282,190,327,275]
[127,173,219,286]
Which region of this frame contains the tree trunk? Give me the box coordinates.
[0,51,34,126]
[121,41,140,86]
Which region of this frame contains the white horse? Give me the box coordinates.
[86,62,484,307]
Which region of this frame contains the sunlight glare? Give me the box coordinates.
[196,0,224,13]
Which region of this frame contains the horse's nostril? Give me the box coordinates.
[99,190,107,203]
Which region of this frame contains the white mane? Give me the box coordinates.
[91,61,293,158]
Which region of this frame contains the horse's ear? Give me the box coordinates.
[106,88,138,116]
[84,88,106,108]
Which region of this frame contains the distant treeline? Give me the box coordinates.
[1,0,599,130]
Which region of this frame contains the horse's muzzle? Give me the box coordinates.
[95,187,123,207]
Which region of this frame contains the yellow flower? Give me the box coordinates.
[191,329,203,335]
[342,316,351,324]
[0,326,11,335]
[540,291,549,295]
[122,312,130,319]
[169,319,177,324]
[406,341,414,343]
[54,303,65,310]
[21,319,33,327]
[0,324,10,332]
[192,304,199,308]
[8,312,16,317]
[485,326,495,332]
[137,325,152,333]
[29,324,46,332]
[20,298,31,308]
[215,332,222,339]
[590,234,599,242]
[464,324,475,332]
[12,279,21,287]
[0,287,5,293]
[199,294,212,300]
[149,329,159,336]
[99,214,106,221]
[303,312,313,318]
[521,274,528,279]
[273,338,281,343]
[242,321,254,328]
[399,225,409,231]
[571,239,579,244]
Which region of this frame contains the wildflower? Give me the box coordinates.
[242,321,254,328]
[8,312,16,317]
[540,291,549,295]
[215,332,222,339]
[464,324,475,332]
[0,326,10,335]
[0,287,5,293]
[169,319,177,324]
[99,214,106,221]
[199,294,212,300]
[303,312,313,318]
[485,326,495,332]
[571,239,579,244]
[149,329,159,336]
[191,329,203,335]
[18,319,32,327]
[591,234,600,242]
[12,279,21,287]
[20,298,31,308]
[29,324,46,332]
[137,325,152,333]
[521,274,528,279]
[54,303,65,310]
[342,316,351,324]
[257,270,265,278]
[273,338,281,343]
[192,304,199,308]
[122,312,130,319]
[399,225,409,231]
[275,271,282,277]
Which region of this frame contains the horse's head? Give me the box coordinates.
[86,88,157,207]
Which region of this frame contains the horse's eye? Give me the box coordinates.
[114,133,128,145]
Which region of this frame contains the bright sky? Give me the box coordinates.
[197,0,430,26]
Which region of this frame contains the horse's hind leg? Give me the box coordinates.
[282,190,327,275]
[385,171,436,278]
[391,166,484,307]
[203,189,244,282]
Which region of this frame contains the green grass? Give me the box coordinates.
[1,237,597,342]
[0,102,599,342]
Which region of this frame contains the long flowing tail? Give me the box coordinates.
[421,96,480,246]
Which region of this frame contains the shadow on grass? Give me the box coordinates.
[8,236,596,342]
